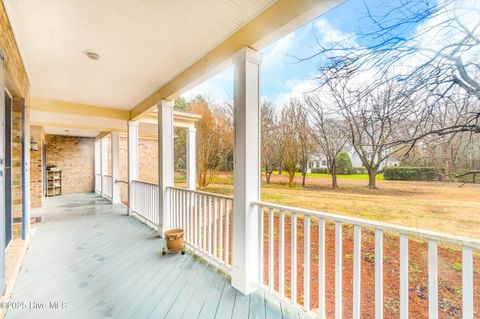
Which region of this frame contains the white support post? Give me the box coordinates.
[231,47,262,295]
[186,127,196,190]
[94,141,101,193]
[111,131,120,203]
[127,121,139,214]
[158,100,174,236]
[100,137,109,195]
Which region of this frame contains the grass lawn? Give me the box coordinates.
[176,171,480,239]
[270,170,385,180]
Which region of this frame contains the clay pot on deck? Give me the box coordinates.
[165,229,184,251]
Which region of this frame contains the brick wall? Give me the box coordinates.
[29,126,44,208]
[46,135,95,195]
[118,136,158,205]
[139,137,159,184]
[2,1,30,238]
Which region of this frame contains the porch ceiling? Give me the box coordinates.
[4,0,276,109]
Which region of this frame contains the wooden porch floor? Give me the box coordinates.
[6,193,305,319]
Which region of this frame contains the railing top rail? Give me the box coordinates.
[102,175,113,178]
[167,186,234,200]
[132,180,159,187]
[253,201,480,248]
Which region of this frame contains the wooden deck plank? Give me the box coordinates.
[264,291,283,319]
[231,290,250,319]
[197,269,228,319]
[249,290,266,319]
[163,258,212,319]
[146,258,207,318]
[175,262,220,319]
[215,278,237,319]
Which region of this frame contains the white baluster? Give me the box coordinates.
[428,240,438,319]
[353,225,361,319]
[335,222,342,319]
[213,197,218,258]
[279,210,285,297]
[304,215,311,312]
[268,208,274,291]
[291,213,297,304]
[258,206,264,285]
[462,245,473,319]
[375,229,383,319]
[318,218,325,319]
[400,234,409,319]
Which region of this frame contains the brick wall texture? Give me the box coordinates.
[2,2,30,238]
[46,135,95,195]
[118,136,158,204]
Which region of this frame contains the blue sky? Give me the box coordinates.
[182,0,424,105]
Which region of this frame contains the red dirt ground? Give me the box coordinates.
[262,215,479,318]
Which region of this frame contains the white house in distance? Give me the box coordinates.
[307,145,402,173]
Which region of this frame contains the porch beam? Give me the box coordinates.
[127,121,139,214]
[231,47,262,295]
[186,127,196,190]
[111,132,121,203]
[157,100,174,236]
[130,0,343,120]
[31,98,129,120]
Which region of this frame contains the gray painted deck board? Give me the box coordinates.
[6,193,305,319]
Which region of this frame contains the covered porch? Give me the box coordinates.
[7,193,302,319]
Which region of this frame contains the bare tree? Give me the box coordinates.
[322,73,421,188]
[188,96,233,190]
[304,94,348,188]
[294,99,314,186]
[422,94,480,180]
[280,99,301,188]
[261,100,282,184]
[303,0,480,137]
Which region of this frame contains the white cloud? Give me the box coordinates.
[262,32,295,68]
[314,19,358,48]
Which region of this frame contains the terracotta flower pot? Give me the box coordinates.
[165,229,184,251]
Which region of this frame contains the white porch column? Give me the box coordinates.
[101,137,108,195]
[127,121,139,214]
[94,141,100,193]
[158,100,174,236]
[186,127,196,190]
[231,47,262,295]
[111,132,121,203]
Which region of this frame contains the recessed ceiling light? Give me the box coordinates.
[85,51,100,60]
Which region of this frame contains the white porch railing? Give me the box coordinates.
[102,175,112,199]
[131,180,159,225]
[252,201,479,319]
[95,174,102,193]
[168,186,233,271]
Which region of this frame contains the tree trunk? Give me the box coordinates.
[331,173,338,188]
[288,172,295,188]
[368,170,377,189]
[302,172,306,186]
[266,172,271,184]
